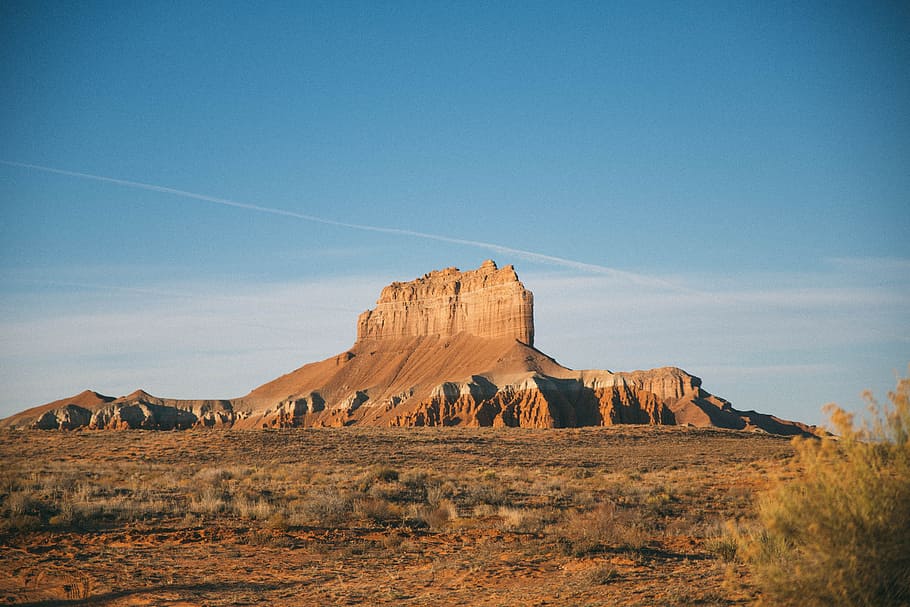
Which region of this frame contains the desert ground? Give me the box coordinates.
[0,426,794,606]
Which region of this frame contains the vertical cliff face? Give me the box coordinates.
[356,259,535,346]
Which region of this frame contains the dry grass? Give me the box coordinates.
[0,425,794,605]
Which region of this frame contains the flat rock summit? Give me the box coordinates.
[2,260,812,434]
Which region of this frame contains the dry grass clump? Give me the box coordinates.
[194,466,234,484]
[463,480,509,506]
[354,496,403,525]
[233,495,273,520]
[298,487,354,526]
[744,372,910,607]
[705,521,741,563]
[410,498,457,530]
[579,564,621,586]
[495,505,559,532]
[356,465,399,491]
[189,486,229,515]
[553,502,648,556]
[496,505,527,530]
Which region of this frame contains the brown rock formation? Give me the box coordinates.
[0,261,814,435]
[357,260,534,345]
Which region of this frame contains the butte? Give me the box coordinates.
[1,260,812,435]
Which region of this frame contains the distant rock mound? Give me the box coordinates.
[0,260,815,435]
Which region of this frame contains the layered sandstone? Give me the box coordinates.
[0,261,814,435]
[356,259,534,346]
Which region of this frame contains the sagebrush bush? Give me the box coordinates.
[749,372,910,607]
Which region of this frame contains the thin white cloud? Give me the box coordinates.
[0,276,380,410]
[692,363,840,379]
[825,256,910,275]
[526,268,909,424]
[0,160,683,290]
[3,277,367,313]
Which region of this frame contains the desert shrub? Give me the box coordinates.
[748,372,910,606]
[0,469,21,495]
[410,499,456,530]
[497,506,527,531]
[398,471,456,505]
[425,480,456,505]
[356,465,399,491]
[234,496,273,520]
[189,486,228,515]
[300,488,353,526]
[3,513,42,532]
[495,505,557,533]
[642,485,678,517]
[354,496,402,525]
[7,490,38,516]
[400,469,430,490]
[367,480,409,502]
[579,564,621,586]
[705,522,741,563]
[179,512,201,528]
[194,467,233,484]
[463,481,508,506]
[553,502,647,556]
[266,511,290,530]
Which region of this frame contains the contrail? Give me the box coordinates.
[0,160,681,289]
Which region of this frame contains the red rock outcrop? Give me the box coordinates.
[0,261,815,435]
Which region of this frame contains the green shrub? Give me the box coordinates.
[749,372,910,606]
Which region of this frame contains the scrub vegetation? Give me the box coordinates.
[4,375,905,607]
[1,425,791,606]
[744,372,910,607]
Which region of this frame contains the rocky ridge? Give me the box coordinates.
[0,260,814,435]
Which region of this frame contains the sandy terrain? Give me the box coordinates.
[0,427,793,606]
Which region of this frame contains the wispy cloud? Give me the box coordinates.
[692,363,841,379]
[0,276,380,409]
[825,256,910,277]
[3,277,367,313]
[0,160,683,289]
[526,267,909,425]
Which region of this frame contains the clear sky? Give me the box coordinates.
[1,1,908,426]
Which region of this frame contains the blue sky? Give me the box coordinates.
[1,1,907,425]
